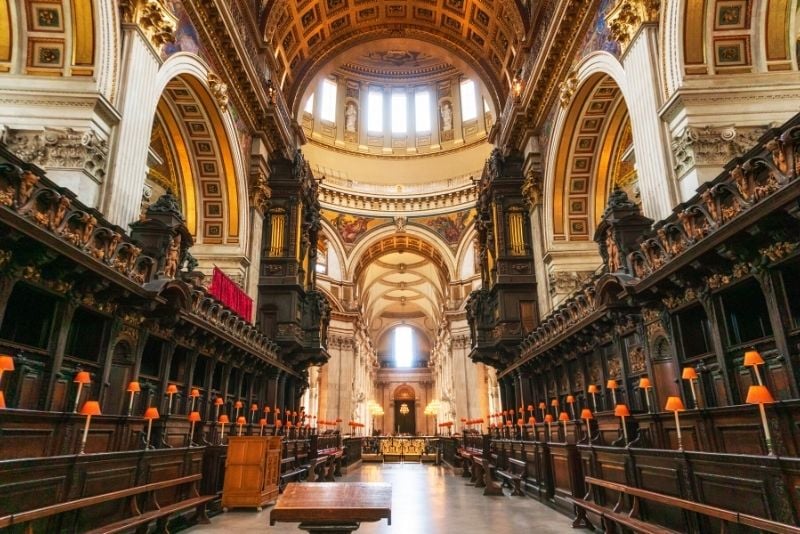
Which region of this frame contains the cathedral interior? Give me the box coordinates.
[1,0,800,533]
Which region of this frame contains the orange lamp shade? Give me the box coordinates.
[558,412,569,422]
[80,400,102,416]
[544,414,554,423]
[166,384,178,394]
[527,404,533,411]
[461,417,466,422]
[580,408,593,420]
[744,350,764,367]
[538,402,546,409]
[746,385,775,405]
[234,401,243,409]
[606,380,618,389]
[517,418,524,426]
[259,418,267,426]
[681,367,698,380]
[519,406,524,413]
[126,381,141,393]
[0,355,14,372]
[275,420,283,427]
[336,418,342,422]
[287,421,293,428]
[143,407,159,419]
[0,391,5,409]
[74,371,91,384]
[639,377,652,389]
[236,416,246,425]
[587,385,598,394]
[527,416,536,425]
[551,399,559,407]
[214,398,224,406]
[188,411,201,422]
[665,396,685,412]
[275,407,281,414]
[250,404,258,411]
[566,395,575,403]
[190,388,201,398]
[218,414,230,424]
[264,406,271,413]
[614,404,630,417]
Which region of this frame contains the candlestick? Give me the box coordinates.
[746,385,775,456]
[143,407,159,449]
[190,388,200,413]
[607,380,618,406]
[219,414,230,444]
[126,381,140,415]
[744,350,765,386]
[237,415,246,436]
[639,377,652,413]
[234,400,242,420]
[79,401,101,454]
[188,411,201,447]
[166,384,178,415]
[73,371,91,413]
[250,404,258,425]
[259,418,266,436]
[581,408,593,442]
[665,396,685,451]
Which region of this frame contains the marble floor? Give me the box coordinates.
[187,463,574,533]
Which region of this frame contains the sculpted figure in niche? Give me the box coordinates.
[441,102,453,131]
[345,102,357,132]
[164,234,181,278]
[605,228,621,272]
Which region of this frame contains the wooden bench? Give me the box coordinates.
[495,457,526,496]
[478,456,503,496]
[310,456,329,482]
[0,473,212,534]
[279,456,309,492]
[573,476,800,534]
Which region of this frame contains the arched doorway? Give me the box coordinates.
[393,384,416,435]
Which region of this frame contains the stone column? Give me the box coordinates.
[606,2,676,221]
[103,15,168,228]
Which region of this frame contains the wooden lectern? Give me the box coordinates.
[222,435,282,511]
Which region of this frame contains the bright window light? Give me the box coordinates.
[460,79,477,121]
[304,93,314,114]
[320,80,337,122]
[368,88,383,133]
[415,90,431,132]
[391,91,407,134]
[483,98,490,113]
[394,326,414,368]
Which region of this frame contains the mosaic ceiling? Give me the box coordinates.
[264,0,530,110]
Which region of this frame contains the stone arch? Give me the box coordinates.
[393,383,416,400]
[147,54,248,255]
[347,225,457,282]
[546,66,633,245]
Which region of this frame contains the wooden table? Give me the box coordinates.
[270,482,391,534]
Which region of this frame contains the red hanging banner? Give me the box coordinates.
[209,267,253,322]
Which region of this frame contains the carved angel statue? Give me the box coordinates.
[163,234,181,278]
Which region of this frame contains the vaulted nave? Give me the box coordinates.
[1,1,800,533]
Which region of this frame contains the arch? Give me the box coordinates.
[148,54,248,249]
[347,226,457,281]
[547,65,632,244]
[393,383,416,400]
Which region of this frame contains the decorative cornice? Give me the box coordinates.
[5,127,109,183]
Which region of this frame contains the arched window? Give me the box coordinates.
[393,325,414,368]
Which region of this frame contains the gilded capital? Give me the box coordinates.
[119,0,177,50]
[605,0,660,53]
[207,72,230,113]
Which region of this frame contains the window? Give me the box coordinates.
[368,88,383,132]
[393,326,414,368]
[304,93,314,114]
[415,90,431,132]
[391,91,407,134]
[320,79,337,122]
[460,79,477,121]
[722,280,773,345]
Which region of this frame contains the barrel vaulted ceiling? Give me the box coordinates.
[264,0,531,112]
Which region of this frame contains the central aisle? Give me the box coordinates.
[189,463,574,533]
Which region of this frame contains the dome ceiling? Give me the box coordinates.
[264,0,530,111]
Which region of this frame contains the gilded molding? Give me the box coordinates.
[207,72,229,114]
[605,0,660,53]
[119,0,176,50]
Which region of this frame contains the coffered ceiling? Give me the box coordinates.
[264,0,531,112]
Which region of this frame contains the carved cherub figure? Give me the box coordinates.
[163,234,181,278]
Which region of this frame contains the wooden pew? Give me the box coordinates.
[574,476,800,534]
[478,456,503,496]
[495,457,526,496]
[0,474,212,534]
